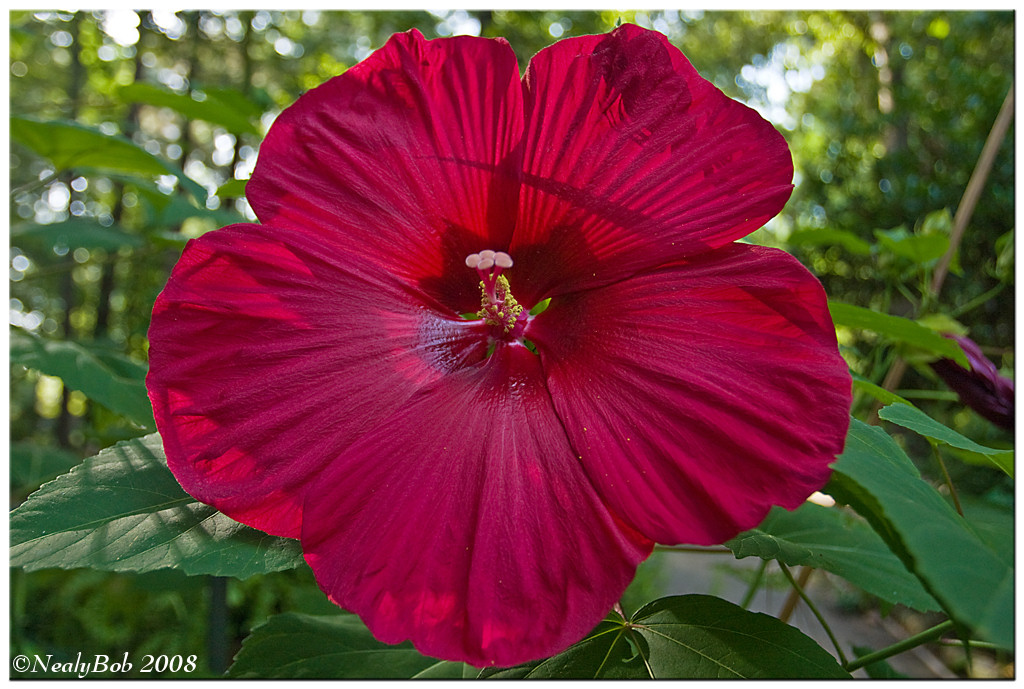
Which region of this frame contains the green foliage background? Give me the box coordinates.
[9,10,1014,678]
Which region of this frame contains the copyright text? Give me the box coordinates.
[11,652,198,678]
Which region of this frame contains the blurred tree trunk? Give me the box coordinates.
[95,48,143,340]
[225,10,254,211]
[55,11,86,448]
[868,13,907,156]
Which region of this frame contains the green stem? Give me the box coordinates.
[653,545,732,554]
[10,169,61,198]
[895,279,920,311]
[740,559,768,609]
[936,638,1001,650]
[778,563,848,667]
[933,444,964,517]
[951,281,1007,318]
[919,268,935,313]
[844,620,955,673]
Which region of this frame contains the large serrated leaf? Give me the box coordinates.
[726,502,939,612]
[10,329,154,428]
[227,612,440,678]
[827,419,1013,649]
[486,595,849,679]
[481,617,639,679]
[10,434,304,578]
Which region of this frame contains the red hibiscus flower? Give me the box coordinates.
[147,25,852,667]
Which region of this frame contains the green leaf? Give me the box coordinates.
[482,617,640,679]
[851,372,913,407]
[151,194,246,231]
[227,612,440,678]
[118,82,261,135]
[878,403,1013,477]
[957,496,1014,568]
[727,502,939,612]
[915,312,968,337]
[11,219,144,252]
[10,330,154,428]
[945,446,1015,479]
[479,663,539,679]
[488,596,849,679]
[10,116,207,204]
[529,297,552,316]
[920,207,952,231]
[788,227,873,255]
[828,301,969,367]
[874,226,949,264]
[827,419,1013,649]
[992,228,1013,282]
[215,177,249,199]
[197,83,272,120]
[410,661,471,679]
[9,433,305,578]
[83,339,150,380]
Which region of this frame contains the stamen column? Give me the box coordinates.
[465,250,528,341]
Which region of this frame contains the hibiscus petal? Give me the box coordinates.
[527,244,851,545]
[147,223,489,538]
[511,24,794,304]
[302,344,653,667]
[246,29,524,316]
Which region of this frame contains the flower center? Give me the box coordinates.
[465,250,528,341]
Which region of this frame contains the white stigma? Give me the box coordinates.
[464,249,513,273]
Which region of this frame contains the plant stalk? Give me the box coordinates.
[740,559,768,610]
[653,545,732,554]
[950,281,1007,318]
[932,444,964,516]
[777,565,813,622]
[844,620,955,673]
[778,563,848,667]
[930,82,1015,295]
